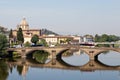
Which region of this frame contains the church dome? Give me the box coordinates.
[17,18,29,30]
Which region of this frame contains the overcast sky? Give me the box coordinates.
[0,0,120,36]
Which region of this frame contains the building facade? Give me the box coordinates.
[12,18,41,43]
[40,34,73,46]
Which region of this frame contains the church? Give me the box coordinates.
[12,18,41,43]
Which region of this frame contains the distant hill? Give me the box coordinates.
[41,29,59,35]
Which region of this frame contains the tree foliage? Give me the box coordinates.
[9,29,13,38]
[0,34,8,51]
[17,28,24,44]
[24,41,31,47]
[31,34,39,45]
[95,34,100,42]
[39,39,47,46]
[95,34,120,47]
[95,34,119,42]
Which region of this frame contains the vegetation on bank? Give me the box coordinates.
[95,34,120,47]
[0,34,8,56]
[95,34,119,42]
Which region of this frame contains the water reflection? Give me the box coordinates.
[98,50,120,66]
[0,60,9,80]
[61,49,120,67]
[1,56,120,80]
[2,48,120,80]
[61,49,89,66]
[26,50,51,64]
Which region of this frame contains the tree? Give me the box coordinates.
[0,34,8,51]
[95,34,100,42]
[9,29,14,47]
[95,34,120,42]
[101,34,109,42]
[9,29,13,38]
[94,34,120,47]
[108,35,119,42]
[39,39,48,46]
[31,34,39,45]
[24,41,31,47]
[17,28,24,45]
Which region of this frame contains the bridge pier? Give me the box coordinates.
[20,49,27,58]
[51,50,56,65]
[88,51,95,60]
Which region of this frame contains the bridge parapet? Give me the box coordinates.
[7,47,69,58]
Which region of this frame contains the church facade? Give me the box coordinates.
[12,18,41,43]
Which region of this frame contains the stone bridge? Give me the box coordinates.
[7,46,120,60]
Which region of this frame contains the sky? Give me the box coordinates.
[0,0,120,36]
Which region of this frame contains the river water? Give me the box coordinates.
[1,49,120,80]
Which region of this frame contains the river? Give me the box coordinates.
[1,49,120,80]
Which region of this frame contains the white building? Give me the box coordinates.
[69,36,83,44]
[40,34,73,46]
[44,34,58,45]
[83,35,94,43]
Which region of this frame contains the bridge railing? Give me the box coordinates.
[94,42,120,45]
